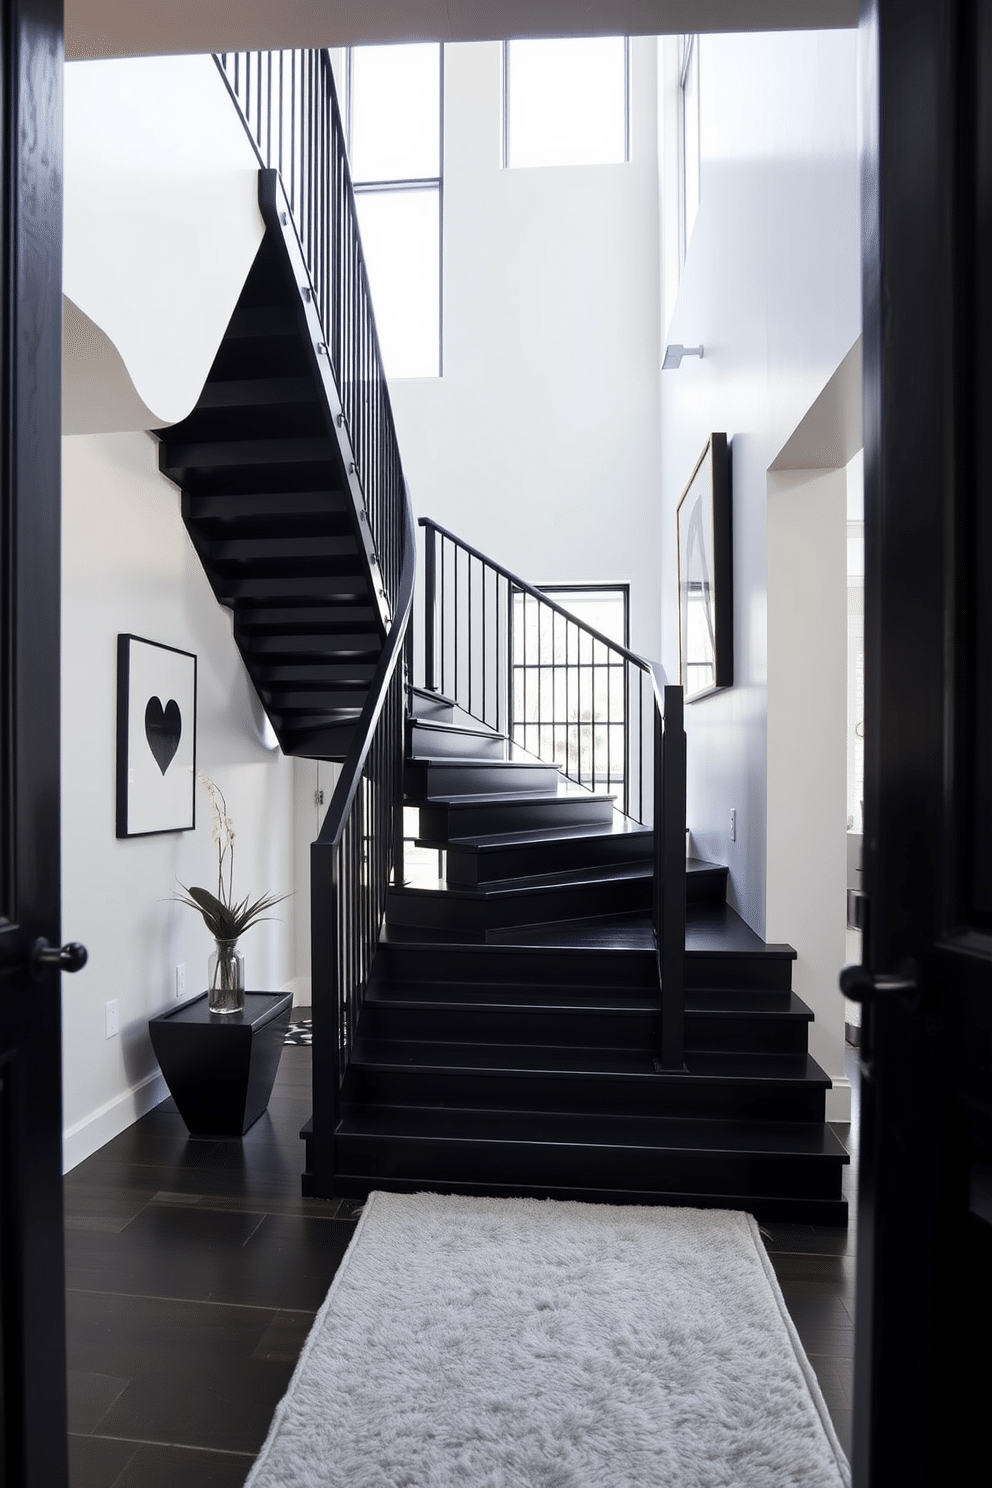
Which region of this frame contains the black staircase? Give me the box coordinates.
[163,46,847,1227]
[315,543,849,1225]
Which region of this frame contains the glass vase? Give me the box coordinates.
[208,939,245,1014]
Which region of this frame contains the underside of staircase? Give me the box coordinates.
[305,688,850,1226]
[159,181,385,764]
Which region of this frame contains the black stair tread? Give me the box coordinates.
[685,904,797,958]
[410,756,561,773]
[337,1103,850,1160]
[445,819,651,852]
[350,1038,832,1086]
[225,305,298,338]
[365,981,812,1020]
[420,788,616,808]
[198,376,317,408]
[393,858,654,902]
[687,857,729,878]
[408,685,458,709]
[410,717,505,741]
[686,989,813,1018]
[367,981,661,1012]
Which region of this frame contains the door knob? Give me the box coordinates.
[839,960,917,1005]
[30,938,88,977]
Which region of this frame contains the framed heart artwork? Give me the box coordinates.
[116,635,197,837]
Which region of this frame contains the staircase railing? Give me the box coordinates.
[216,48,403,606]
[413,518,687,1070]
[215,48,415,1188]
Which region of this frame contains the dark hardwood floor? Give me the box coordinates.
[64,1020,858,1487]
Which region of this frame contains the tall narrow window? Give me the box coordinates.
[348,43,442,378]
[679,34,700,267]
[503,37,629,169]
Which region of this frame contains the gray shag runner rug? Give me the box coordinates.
[246,1191,850,1488]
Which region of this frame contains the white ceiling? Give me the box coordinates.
[67,0,859,62]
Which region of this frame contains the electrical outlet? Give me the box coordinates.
[730,808,737,843]
[105,999,119,1039]
[175,963,186,1001]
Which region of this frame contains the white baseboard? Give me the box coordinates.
[282,976,311,1008]
[826,1077,852,1124]
[62,1068,169,1174]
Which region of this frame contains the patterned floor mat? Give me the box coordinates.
[284,1019,313,1046]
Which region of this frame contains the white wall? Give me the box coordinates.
[766,467,849,1116]
[61,432,299,1169]
[659,29,861,932]
[388,37,664,660]
[63,55,265,433]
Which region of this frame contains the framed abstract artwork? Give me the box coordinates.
[116,634,197,837]
[676,433,733,702]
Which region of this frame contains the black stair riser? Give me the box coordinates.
[407,722,505,761]
[419,795,615,839]
[363,1003,658,1047]
[186,491,347,523]
[208,535,358,562]
[226,306,298,338]
[249,632,382,655]
[361,1002,810,1054]
[374,942,661,989]
[261,689,369,712]
[198,376,318,409]
[445,833,653,887]
[686,868,730,907]
[345,1068,827,1122]
[237,606,374,632]
[301,1169,848,1227]
[163,437,338,472]
[258,664,377,684]
[386,874,653,931]
[405,760,560,797]
[686,955,796,993]
[332,1133,845,1202]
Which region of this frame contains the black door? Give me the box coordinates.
[0,0,72,1483]
[851,1,992,1482]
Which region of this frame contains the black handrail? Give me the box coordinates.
[414,517,687,1070]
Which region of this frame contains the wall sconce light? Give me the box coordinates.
[663,343,704,371]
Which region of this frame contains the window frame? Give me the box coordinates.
[345,43,445,378]
[501,36,631,170]
[678,33,700,270]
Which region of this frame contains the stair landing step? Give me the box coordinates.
[351,1039,831,1086]
[338,1103,850,1159]
[316,1173,849,1227]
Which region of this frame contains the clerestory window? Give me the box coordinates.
[347,43,443,378]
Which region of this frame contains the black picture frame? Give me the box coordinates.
[116,634,197,837]
[676,433,733,702]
